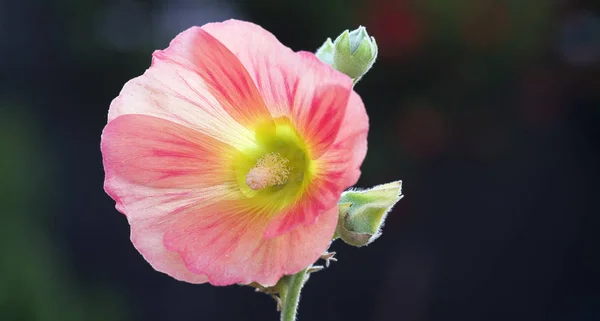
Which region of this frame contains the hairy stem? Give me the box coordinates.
[280,268,308,321]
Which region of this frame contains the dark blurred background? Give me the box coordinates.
[1,0,599,320]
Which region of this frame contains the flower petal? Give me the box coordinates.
[108,173,219,284]
[202,20,353,158]
[318,91,369,187]
[252,205,338,285]
[108,58,256,150]
[153,26,272,128]
[130,204,209,284]
[201,20,297,117]
[163,199,338,286]
[102,114,244,283]
[291,52,352,157]
[263,175,340,238]
[102,114,235,189]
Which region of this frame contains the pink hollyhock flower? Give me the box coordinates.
[101,19,368,286]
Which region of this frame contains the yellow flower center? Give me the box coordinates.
[246,152,292,190]
[233,117,314,212]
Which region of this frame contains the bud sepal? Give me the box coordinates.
[315,37,335,66]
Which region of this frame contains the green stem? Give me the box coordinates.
[280,268,308,321]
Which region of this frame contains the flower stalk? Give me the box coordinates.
[279,268,308,321]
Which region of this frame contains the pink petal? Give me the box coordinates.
[102,114,244,283]
[318,91,370,188]
[163,199,338,286]
[108,59,256,150]
[108,172,215,284]
[202,20,353,158]
[153,26,272,128]
[252,205,338,285]
[130,208,209,284]
[263,175,340,239]
[107,27,281,150]
[102,114,234,189]
[291,52,352,158]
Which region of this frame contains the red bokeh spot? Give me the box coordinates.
[365,0,424,60]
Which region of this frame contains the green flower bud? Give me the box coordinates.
[316,26,378,83]
[336,181,403,247]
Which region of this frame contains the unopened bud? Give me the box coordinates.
[336,181,403,247]
[316,26,378,82]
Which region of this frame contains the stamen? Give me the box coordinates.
[246,152,291,190]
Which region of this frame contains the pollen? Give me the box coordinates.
[246,152,291,190]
